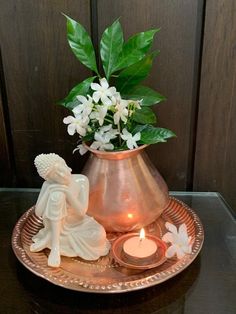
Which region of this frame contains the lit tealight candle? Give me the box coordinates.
[123,228,157,261]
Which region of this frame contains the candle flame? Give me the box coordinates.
[140,228,145,240]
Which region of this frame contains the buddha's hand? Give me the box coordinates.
[48,185,73,200]
[48,184,64,191]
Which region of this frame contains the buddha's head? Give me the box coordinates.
[34,153,72,185]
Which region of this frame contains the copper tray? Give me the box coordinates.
[12,197,204,293]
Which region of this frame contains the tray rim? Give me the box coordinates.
[11,197,204,294]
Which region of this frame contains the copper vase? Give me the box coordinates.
[82,144,170,232]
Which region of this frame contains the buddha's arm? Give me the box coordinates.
[35,183,50,217]
[47,191,63,267]
[66,178,89,217]
[78,178,89,212]
[35,183,63,217]
[46,177,89,218]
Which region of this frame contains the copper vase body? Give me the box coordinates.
[82,145,170,232]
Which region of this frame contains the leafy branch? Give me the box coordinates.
[59,15,176,149]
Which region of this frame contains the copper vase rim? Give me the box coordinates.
[83,143,148,160]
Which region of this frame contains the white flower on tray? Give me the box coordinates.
[121,128,141,150]
[162,222,193,259]
[91,78,116,106]
[63,115,89,136]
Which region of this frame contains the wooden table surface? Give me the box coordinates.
[0,190,235,314]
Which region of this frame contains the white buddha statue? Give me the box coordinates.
[30,153,110,267]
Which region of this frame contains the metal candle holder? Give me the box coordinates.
[112,233,167,270]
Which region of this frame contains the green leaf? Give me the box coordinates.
[115,29,160,71]
[122,85,166,106]
[132,107,157,124]
[82,132,94,142]
[57,76,96,110]
[116,51,159,92]
[133,125,176,144]
[61,99,80,111]
[64,14,99,74]
[100,19,124,80]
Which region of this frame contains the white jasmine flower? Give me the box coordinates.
[99,124,113,133]
[73,95,94,117]
[114,99,129,125]
[73,144,88,155]
[111,91,122,105]
[63,115,89,136]
[133,99,142,110]
[90,105,108,126]
[98,124,119,141]
[120,128,141,150]
[91,78,116,106]
[127,100,142,117]
[90,132,114,151]
[162,222,192,259]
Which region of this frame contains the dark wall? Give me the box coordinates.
[0,1,235,211]
[193,0,236,211]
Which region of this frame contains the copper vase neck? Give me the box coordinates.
[83,143,148,160]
